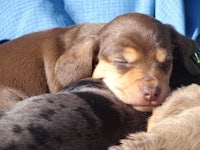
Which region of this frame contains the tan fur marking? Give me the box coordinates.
[156,48,167,63]
[123,47,140,63]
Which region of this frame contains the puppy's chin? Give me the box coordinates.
[133,105,156,112]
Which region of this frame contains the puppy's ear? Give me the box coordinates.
[55,37,99,87]
[167,25,200,75]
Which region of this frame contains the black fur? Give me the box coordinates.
[170,57,200,89]
[0,78,151,150]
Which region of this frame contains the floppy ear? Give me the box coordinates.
[167,25,200,75]
[55,37,98,87]
[167,25,200,89]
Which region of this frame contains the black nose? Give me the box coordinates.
[142,86,161,101]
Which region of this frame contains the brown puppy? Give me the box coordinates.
[93,13,200,112]
[0,13,199,110]
[0,24,104,108]
[109,84,200,150]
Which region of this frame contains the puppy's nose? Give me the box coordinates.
[142,86,161,101]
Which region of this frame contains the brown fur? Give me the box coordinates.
[93,13,199,111]
[0,13,199,110]
[109,84,200,150]
[0,24,104,109]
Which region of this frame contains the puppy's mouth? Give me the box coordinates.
[132,104,161,112]
[131,100,162,112]
[115,88,167,111]
[102,78,170,112]
[121,89,168,112]
[138,99,163,106]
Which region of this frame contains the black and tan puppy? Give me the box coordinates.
[0,78,151,150]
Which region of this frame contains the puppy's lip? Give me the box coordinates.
[132,99,163,107]
[133,103,161,107]
[132,105,157,112]
[150,100,162,105]
[130,101,162,112]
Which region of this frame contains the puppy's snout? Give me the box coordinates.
[142,86,161,101]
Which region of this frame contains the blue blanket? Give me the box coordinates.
[0,0,199,44]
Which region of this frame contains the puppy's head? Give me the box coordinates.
[93,13,199,112]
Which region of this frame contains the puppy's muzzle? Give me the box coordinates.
[141,86,161,102]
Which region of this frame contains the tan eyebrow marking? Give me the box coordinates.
[123,47,140,63]
[156,48,167,63]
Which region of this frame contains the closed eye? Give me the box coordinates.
[112,57,134,68]
[165,56,173,63]
[159,56,173,72]
[113,57,128,64]
[159,55,173,64]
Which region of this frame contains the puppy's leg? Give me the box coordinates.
[0,86,28,109]
[109,132,165,150]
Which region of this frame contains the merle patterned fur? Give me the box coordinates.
[0,78,150,150]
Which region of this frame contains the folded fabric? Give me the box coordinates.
[0,0,199,44]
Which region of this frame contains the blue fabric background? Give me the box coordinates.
[0,0,199,44]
